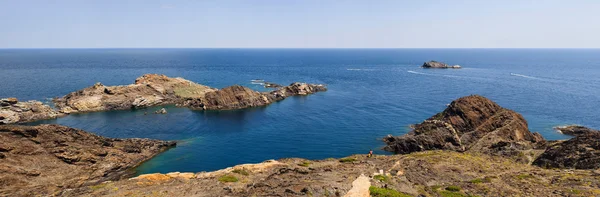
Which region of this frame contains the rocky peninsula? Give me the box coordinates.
[1,74,326,124]
[0,124,175,196]
[54,74,327,113]
[422,61,461,69]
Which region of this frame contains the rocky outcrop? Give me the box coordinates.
[0,124,175,196]
[53,74,216,113]
[554,125,598,136]
[182,82,327,111]
[533,125,600,169]
[0,98,63,124]
[422,61,461,69]
[383,95,545,161]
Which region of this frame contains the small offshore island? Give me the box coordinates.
[1,90,600,196]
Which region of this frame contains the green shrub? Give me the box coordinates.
[218,175,238,183]
[469,177,492,184]
[373,175,390,183]
[438,190,468,197]
[369,186,412,197]
[298,161,311,167]
[232,169,249,176]
[339,158,357,163]
[446,185,461,192]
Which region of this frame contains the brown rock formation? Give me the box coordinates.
[182,82,327,111]
[53,74,216,113]
[533,125,600,169]
[0,124,175,196]
[383,95,545,161]
[0,98,63,124]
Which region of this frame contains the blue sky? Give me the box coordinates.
[0,0,598,48]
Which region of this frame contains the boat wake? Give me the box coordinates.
[250,79,265,85]
[347,68,376,71]
[510,73,540,80]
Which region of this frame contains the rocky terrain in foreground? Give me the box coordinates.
[422,61,461,69]
[65,151,600,197]
[0,98,63,124]
[0,124,175,196]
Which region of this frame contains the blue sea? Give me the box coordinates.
[1,49,599,174]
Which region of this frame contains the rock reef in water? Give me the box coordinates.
[0,124,175,196]
[383,95,546,162]
[422,61,461,69]
[533,125,600,169]
[181,82,327,110]
[53,74,216,113]
[0,98,63,124]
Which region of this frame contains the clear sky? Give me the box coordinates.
[1,0,598,48]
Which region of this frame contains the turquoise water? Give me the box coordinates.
[1,49,599,174]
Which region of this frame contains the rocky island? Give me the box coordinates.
[422,61,461,69]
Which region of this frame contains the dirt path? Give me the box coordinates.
[343,174,371,197]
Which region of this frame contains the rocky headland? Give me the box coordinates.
[383,95,546,163]
[0,98,63,124]
[533,125,600,169]
[0,124,175,196]
[422,61,461,69]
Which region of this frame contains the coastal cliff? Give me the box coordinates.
[383,95,546,163]
[533,126,600,169]
[0,124,175,196]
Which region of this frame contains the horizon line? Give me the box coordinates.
[1,47,599,50]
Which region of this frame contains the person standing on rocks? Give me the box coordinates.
[368,150,373,158]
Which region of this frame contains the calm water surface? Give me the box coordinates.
[1,49,599,174]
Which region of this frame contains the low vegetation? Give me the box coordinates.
[298,161,311,167]
[369,186,412,197]
[446,185,461,192]
[232,169,249,176]
[218,175,238,183]
[339,158,357,163]
[373,174,391,183]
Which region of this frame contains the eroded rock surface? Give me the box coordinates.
[0,98,63,124]
[53,74,216,113]
[383,95,546,162]
[182,82,327,111]
[0,124,175,196]
[534,125,600,169]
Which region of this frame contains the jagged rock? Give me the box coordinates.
[155,108,167,114]
[183,83,327,111]
[383,95,545,161]
[533,126,600,169]
[0,124,175,196]
[421,61,461,69]
[264,82,283,88]
[554,125,598,136]
[0,99,63,124]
